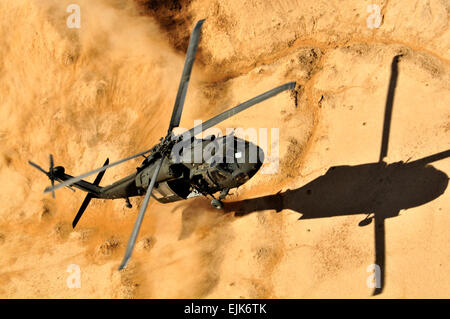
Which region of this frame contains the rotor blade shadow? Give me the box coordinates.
[379,54,401,162]
[373,54,401,295]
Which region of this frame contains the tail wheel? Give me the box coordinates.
[211,199,224,210]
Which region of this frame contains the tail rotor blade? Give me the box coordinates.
[51,176,55,198]
[49,154,55,198]
[49,154,54,171]
[28,161,49,175]
[119,155,165,270]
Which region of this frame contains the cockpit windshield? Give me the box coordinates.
[217,162,234,173]
[210,170,228,183]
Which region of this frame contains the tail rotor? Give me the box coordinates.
[28,154,73,198]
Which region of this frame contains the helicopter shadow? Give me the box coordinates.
[225,152,449,294]
[224,55,450,296]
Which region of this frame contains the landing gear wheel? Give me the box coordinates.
[211,199,224,210]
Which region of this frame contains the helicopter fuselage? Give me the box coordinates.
[55,135,264,204]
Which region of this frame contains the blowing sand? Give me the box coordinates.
[0,0,448,298]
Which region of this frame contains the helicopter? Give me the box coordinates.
[29,19,296,270]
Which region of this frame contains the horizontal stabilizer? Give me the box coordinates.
[72,158,109,229]
[72,193,93,229]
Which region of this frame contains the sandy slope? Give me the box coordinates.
[0,0,448,298]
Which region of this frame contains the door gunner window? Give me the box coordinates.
[217,162,234,173]
[211,170,227,183]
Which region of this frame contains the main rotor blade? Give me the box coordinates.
[167,19,205,134]
[183,82,296,137]
[119,155,165,270]
[44,148,154,194]
[28,161,48,175]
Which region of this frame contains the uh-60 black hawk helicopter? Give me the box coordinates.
[29,19,296,269]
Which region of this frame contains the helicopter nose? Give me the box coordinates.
[234,142,264,180]
[250,144,264,176]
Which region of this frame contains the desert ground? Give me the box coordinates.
[0,0,449,298]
